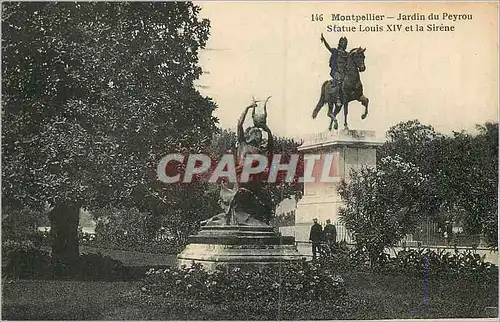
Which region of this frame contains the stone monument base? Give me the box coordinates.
[293,129,384,243]
[177,225,305,270]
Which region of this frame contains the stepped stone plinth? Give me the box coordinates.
[177,225,305,270]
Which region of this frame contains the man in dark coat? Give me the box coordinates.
[309,218,323,260]
[323,219,337,251]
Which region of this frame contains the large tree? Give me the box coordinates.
[2,2,218,264]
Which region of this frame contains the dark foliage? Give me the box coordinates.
[320,243,498,284]
[376,120,498,248]
[379,248,498,283]
[2,240,53,279]
[2,240,148,281]
[2,1,218,264]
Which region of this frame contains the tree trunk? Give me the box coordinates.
[48,203,80,271]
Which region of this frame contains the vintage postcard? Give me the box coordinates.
[2,1,498,321]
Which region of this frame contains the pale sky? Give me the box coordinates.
[194,1,498,138]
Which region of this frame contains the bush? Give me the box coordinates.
[2,239,146,281]
[322,245,498,283]
[2,240,53,278]
[379,248,498,282]
[141,261,346,308]
[85,206,185,254]
[318,242,373,272]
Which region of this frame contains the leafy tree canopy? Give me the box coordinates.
[2,2,219,262]
[340,120,498,257]
[2,2,218,212]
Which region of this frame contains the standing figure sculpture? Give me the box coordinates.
[202,98,274,226]
[312,34,369,131]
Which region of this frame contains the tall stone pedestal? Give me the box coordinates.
[293,129,384,243]
[177,225,304,270]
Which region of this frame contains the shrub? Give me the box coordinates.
[323,246,498,283]
[141,261,347,307]
[31,225,183,255]
[318,242,372,272]
[2,239,145,281]
[380,248,498,282]
[2,240,53,278]
[321,243,497,284]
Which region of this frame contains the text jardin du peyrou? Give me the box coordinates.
[310,12,473,33]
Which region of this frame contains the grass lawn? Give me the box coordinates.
[2,271,498,320]
[40,245,178,267]
[341,271,498,320]
[2,279,141,320]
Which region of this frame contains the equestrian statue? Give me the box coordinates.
[312,34,369,131]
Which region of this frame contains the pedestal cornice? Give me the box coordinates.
[297,129,385,151]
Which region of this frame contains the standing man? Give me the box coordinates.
[321,33,349,107]
[323,219,337,253]
[309,218,323,260]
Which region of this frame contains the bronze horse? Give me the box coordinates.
[312,47,369,130]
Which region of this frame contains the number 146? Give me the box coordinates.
[311,14,323,21]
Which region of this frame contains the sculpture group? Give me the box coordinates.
[179,97,304,269]
[179,34,373,270]
[312,34,369,131]
[201,34,371,227]
[202,97,273,227]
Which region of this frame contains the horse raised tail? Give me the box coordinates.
[312,81,328,119]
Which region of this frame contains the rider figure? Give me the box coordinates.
[321,34,348,107]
